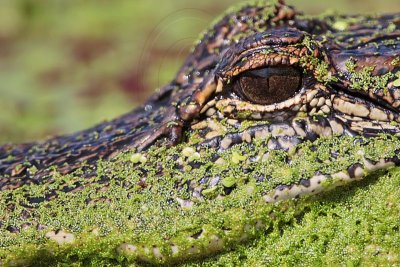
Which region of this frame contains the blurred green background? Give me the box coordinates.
[0,0,398,143]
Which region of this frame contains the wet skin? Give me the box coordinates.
[0,0,400,265]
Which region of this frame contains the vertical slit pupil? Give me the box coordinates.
[236,66,302,105]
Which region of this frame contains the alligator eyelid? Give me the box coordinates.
[242,66,301,78]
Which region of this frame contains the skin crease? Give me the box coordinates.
[0,0,400,265]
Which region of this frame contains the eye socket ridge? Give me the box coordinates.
[234,66,303,105]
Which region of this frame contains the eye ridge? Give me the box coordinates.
[234,66,302,105]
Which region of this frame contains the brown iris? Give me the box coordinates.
[234,66,302,105]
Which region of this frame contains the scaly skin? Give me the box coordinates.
[1,0,400,265]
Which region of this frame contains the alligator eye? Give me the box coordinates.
[234,66,302,105]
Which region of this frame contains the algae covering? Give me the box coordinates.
[1,0,400,266]
[1,133,400,266]
[197,167,400,266]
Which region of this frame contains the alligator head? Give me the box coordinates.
[0,0,399,265]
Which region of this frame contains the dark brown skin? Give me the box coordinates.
[0,0,399,187]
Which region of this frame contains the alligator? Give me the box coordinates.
[0,0,400,265]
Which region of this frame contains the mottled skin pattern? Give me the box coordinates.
[0,0,400,265]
